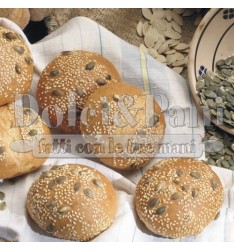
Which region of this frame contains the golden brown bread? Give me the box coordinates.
[135,158,224,238]
[26,164,118,241]
[0,26,33,106]
[36,50,121,134]
[0,104,50,179]
[80,82,166,170]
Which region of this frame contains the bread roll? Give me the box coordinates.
[80,82,166,170]
[36,50,121,134]
[27,164,117,241]
[135,158,224,238]
[0,26,33,106]
[0,104,50,179]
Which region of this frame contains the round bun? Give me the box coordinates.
[0,26,33,106]
[80,82,166,170]
[36,50,121,134]
[0,104,50,179]
[135,158,224,238]
[26,164,117,241]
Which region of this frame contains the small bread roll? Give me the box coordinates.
[80,82,166,170]
[27,164,117,241]
[0,104,50,179]
[36,50,121,134]
[0,26,33,106]
[135,158,224,238]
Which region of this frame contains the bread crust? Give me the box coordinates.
[37,50,121,134]
[0,104,50,179]
[135,158,224,238]
[80,82,166,170]
[0,26,33,106]
[27,164,117,241]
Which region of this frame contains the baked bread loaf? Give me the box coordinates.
[80,82,166,170]
[36,50,121,134]
[26,164,117,241]
[135,158,224,238]
[0,26,33,106]
[0,104,50,179]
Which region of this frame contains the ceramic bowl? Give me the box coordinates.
[188,8,234,135]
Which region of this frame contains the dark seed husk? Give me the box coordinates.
[56,176,66,184]
[47,199,57,208]
[61,51,72,55]
[42,171,52,178]
[49,69,60,77]
[192,189,199,198]
[0,192,5,200]
[23,108,31,115]
[190,172,201,179]
[211,178,218,191]
[48,179,58,190]
[46,224,55,233]
[176,169,183,176]
[0,146,4,154]
[13,45,25,54]
[4,32,17,40]
[93,179,103,188]
[181,184,190,192]
[15,64,21,74]
[25,57,33,65]
[77,86,84,97]
[74,183,81,192]
[214,211,220,221]
[171,192,179,200]
[51,89,64,97]
[96,78,107,85]
[105,74,112,80]
[28,129,37,136]
[0,202,6,211]
[148,197,159,208]
[85,61,95,70]
[84,188,93,198]
[155,206,167,215]
[51,165,62,170]
[144,176,153,183]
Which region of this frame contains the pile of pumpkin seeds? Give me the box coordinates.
[196,56,234,128]
[0,191,6,211]
[197,55,234,170]
[204,125,234,170]
[137,8,202,74]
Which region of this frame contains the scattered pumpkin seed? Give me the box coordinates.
[15,64,21,74]
[148,197,159,208]
[56,176,66,184]
[58,205,70,214]
[192,189,199,198]
[41,171,52,178]
[49,69,60,77]
[181,184,190,192]
[190,172,201,179]
[176,168,183,176]
[74,182,81,192]
[155,206,167,215]
[105,74,112,80]
[85,62,95,70]
[96,78,107,85]
[211,178,218,191]
[25,57,33,65]
[46,224,55,233]
[47,199,57,208]
[4,32,17,40]
[51,89,64,97]
[171,192,179,200]
[93,179,103,188]
[0,192,5,200]
[28,129,37,136]
[0,202,6,211]
[84,188,93,198]
[13,45,25,54]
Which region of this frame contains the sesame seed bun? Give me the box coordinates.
[36,50,121,134]
[26,164,117,241]
[0,104,50,179]
[80,82,166,170]
[0,26,33,106]
[135,158,224,238]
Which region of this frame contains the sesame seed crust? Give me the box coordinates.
[36,50,121,134]
[26,164,117,241]
[80,82,166,170]
[0,104,51,179]
[135,158,224,238]
[0,26,33,106]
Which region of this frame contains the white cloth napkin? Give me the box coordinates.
[0,17,233,242]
